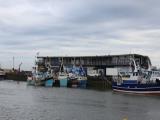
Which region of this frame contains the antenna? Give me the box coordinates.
[36,52,39,57]
[19,62,22,72]
[13,56,15,70]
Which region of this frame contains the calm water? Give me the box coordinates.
[0,81,160,120]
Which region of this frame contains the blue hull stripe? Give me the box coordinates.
[112,82,160,92]
[113,86,160,91]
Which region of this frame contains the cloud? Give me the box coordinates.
[0,0,160,70]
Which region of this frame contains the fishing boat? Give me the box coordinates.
[77,76,87,88]
[70,64,87,88]
[27,75,35,86]
[112,58,160,95]
[27,74,44,86]
[58,58,68,87]
[67,72,77,87]
[77,65,87,88]
[58,72,68,87]
[34,72,45,86]
[28,55,53,86]
[45,79,54,87]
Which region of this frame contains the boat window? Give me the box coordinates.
[125,75,130,77]
[119,72,125,76]
[133,72,138,76]
[133,73,135,76]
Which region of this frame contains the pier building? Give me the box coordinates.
[36,54,151,76]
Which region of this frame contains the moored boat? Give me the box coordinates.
[27,76,35,86]
[58,72,68,87]
[58,58,68,87]
[112,58,160,95]
[29,53,53,86]
[45,79,54,87]
[77,76,87,88]
[69,64,87,88]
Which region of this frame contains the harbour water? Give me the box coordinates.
[0,81,160,120]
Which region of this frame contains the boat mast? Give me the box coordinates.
[60,57,64,73]
[129,55,138,72]
[147,58,152,71]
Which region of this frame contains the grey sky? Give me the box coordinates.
[0,0,160,70]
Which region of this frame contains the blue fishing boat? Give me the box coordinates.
[78,65,87,88]
[58,58,68,87]
[45,79,54,87]
[71,65,87,88]
[112,58,160,95]
[59,73,68,87]
[28,54,53,86]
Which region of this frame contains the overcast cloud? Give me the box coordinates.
[0,0,160,70]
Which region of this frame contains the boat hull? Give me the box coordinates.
[78,80,87,88]
[112,82,160,95]
[113,88,160,95]
[70,79,78,88]
[45,79,54,87]
[35,80,45,86]
[59,78,68,87]
[27,79,35,86]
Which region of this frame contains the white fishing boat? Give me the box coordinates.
[112,58,160,95]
